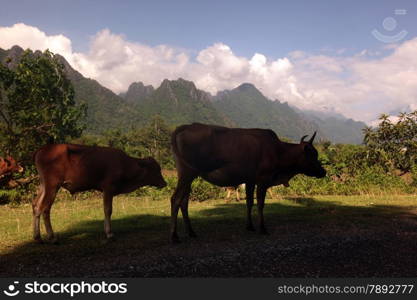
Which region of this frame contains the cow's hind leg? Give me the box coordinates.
[245,183,255,231]
[170,172,196,243]
[180,186,196,238]
[32,182,59,243]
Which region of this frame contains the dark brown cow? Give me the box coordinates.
[33,144,166,242]
[170,123,326,243]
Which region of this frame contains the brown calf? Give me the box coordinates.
[0,156,23,177]
[0,156,24,187]
[225,184,245,202]
[32,144,166,242]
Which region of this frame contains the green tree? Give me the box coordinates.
[131,115,173,167]
[364,112,417,172]
[0,49,86,163]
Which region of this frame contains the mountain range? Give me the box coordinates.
[0,46,366,144]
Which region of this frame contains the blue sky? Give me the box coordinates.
[1,0,416,57]
[1,0,417,123]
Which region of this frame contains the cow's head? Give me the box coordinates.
[137,157,167,189]
[297,132,326,178]
[0,156,23,177]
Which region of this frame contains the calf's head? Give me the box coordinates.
[297,132,326,178]
[0,156,23,177]
[137,157,167,188]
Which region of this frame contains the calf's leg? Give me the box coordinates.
[245,183,255,231]
[103,191,114,239]
[32,185,44,242]
[225,188,232,202]
[43,207,57,243]
[236,187,240,202]
[32,182,59,242]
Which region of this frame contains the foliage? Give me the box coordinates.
[71,115,175,169]
[0,49,86,163]
[0,189,21,204]
[125,115,174,167]
[364,112,417,172]
[189,177,223,202]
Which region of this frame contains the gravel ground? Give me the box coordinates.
[2,212,417,277]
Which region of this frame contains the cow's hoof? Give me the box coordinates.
[46,237,59,244]
[170,233,181,244]
[34,236,43,244]
[188,231,197,238]
[246,224,255,231]
[259,228,269,235]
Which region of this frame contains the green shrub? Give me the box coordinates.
[0,189,25,205]
[189,177,223,202]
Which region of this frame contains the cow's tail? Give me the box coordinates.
[171,125,185,162]
[32,147,43,163]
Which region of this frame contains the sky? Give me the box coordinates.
[1,0,417,124]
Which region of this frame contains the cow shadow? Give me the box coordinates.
[1,195,417,277]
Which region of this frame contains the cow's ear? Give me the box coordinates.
[303,144,318,158]
[303,144,313,154]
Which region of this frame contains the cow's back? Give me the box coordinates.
[34,144,132,192]
[172,123,279,174]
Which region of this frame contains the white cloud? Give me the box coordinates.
[0,23,73,58]
[1,23,417,124]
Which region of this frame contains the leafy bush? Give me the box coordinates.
[190,177,223,202]
[0,189,21,204]
[364,112,417,172]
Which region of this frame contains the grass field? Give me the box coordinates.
[1,193,417,277]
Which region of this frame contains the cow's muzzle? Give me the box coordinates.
[315,168,327,178]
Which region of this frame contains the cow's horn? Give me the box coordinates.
[309,131,317,144]
[300,135,308,143]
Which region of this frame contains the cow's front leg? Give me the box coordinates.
[256,185,268,234]
[103,191,114,239]
[245,183,255,231]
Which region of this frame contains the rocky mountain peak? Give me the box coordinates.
[124,81,154,103]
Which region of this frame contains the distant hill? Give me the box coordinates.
[299,110,366,144]
[212,83,323,141]
[56,54,146,133]
[133,78,234,126]
[122,82,154,103]
[1,45,365,143]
